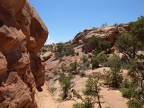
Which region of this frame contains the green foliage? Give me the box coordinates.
[45,75,50,81]
[56,43,64,55]
[116,16,144,63]
[127,99,143,108]
[104,54,123,88]
[55,43,75,57]
[80,32,88,37]
[83,76,100,96]
[91,56,99,69]
[50,87,57,93]
[73,103,81,108]
[80,61,90,71]
[81,55,88,63]
[127,59,137,76]
[81,98,94,108]
[88,37,110,54]
[131,16,144,43]
[69,61,79,74]
[102,22,107,27]
[61,63,67,72]
[116,33,141,62]
[91,54,107,69]
[120,79,137,98]
[83,76,102,108]
[115,16,144,108]
[72,98,94,108]
[59,73,72,99]
[80,55,90,71]
[63,45,75,56]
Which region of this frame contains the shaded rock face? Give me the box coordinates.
[0,0,48,108]
[72,24,130,53]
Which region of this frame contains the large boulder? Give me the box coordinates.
[0,0,48,108]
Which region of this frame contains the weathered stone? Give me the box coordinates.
[17,2,48,54]
[72,25,130,53]
[0,52,7,75]
[0,0,48,107]
[30,53,45,89]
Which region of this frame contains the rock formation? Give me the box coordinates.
[0,0,48,107]
[72,24,130,53]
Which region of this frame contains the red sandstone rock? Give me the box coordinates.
[30,53,45,89]
[72,25,130,53]
[17,2,48,54]
[0,0,48,108]
[0,52,7,75]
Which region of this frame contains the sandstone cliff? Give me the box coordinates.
[0,0,48,107]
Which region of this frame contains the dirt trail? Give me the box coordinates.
[35,84,58,108]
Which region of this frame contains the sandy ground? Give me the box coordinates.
[35,80,128,108]
[35,84,58,108]
[100,87,128,108]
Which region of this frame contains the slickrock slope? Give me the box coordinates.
[0,0,48,107]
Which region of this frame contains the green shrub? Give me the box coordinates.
[91,56,99,69]
[120,79,136,99]
[73,103,81,108]
[81,55,88,63]
[104,54,123,88]
[63,45,75,56]
[59,73,72,99]
[69,61,79,74]
[72,98,94,108]
[83,76,102,108]
[50,87,57,93]
[88,37,110,55]
[127,99,143,108]
[91,54,107,69]
[45,75,50,81]
[61,63,67,72]
[54,43,75,57]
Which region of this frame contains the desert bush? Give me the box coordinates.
[80,55,90,71]
[59,73,72,99]
[50,87,57,93]
[81,55,88,63]
[69,61,79,74]
[131,16,144,43]
[91,54,107,69]
[61,63,67,72]
[54,43,75,57]
[116,33,141,63]
[45,74,50,81]
[88,37,110,55]
[104,54,123,88]
[63,44,75,56]
[72,97,94,108]
[127,99,143,108]
[83,76,102,108]
[120,79,137,98]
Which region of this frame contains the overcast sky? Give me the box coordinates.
[28,0,144,44]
